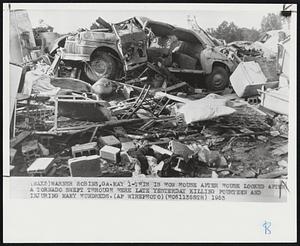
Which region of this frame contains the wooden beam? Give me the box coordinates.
[154,91,190,103]
[10,131,31,147]
[168,68,205,74]
[154,82,188,93]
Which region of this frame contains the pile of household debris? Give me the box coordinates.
[9,13,290,179]
[9,48,289,179]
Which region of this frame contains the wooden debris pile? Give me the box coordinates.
[10,54,288,179]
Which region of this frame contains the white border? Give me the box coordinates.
[3,3,297,243]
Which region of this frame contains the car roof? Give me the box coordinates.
[136,16,215,46]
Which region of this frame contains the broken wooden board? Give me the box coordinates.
[154,82,188,93]
[257,168,288,179]
[10,131,31,148]
[168,68,205,74]
[154,91,190,103]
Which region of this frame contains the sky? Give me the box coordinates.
[10,3,284,34]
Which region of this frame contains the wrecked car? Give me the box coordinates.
[227,41,263,59]
[51,17,148,82]
[140,17,238,91]
[52,16,237,91]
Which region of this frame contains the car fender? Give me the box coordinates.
[61,42,121,62]
[89,44,120,59]
[200,47,235,74]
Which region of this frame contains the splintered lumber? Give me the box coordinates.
[125,77,147,84]
[159,82,188,92]
[222,131,269,138]
[154,91,190,103]
[89,126,99,142]
[145,139,171,146]
[102,118,148,128]
[150,145,173,156]
[110,80,147,92]
[55,117,175,132]
[10,131,31,147]
[139,119,155,130]
[57,118,148,131]
[46,54,61,76]
[122,85,151,119]
[157,98,171,116]
[167,68,205,74]
[141,129,199,140]
[257,169,288,179]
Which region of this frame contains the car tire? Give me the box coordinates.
[84,51,118,83]
[205,66,229,91]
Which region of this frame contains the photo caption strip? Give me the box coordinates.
[10,177,288,202]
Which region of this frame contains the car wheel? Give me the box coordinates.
[84,51,118,83]
[205,66,229,91]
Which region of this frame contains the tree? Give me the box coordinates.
[239,27,261,42]
[261,13,282,32]
[207,21,262,43]
[207,21,242,43]
[32,20,54,46]
[206,13,282,43]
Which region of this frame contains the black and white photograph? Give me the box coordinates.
[8,3,293,179]
[3,2,297,243]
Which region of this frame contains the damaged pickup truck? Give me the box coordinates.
[51,16,237,91]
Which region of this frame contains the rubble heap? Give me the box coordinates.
[10,53,288,179]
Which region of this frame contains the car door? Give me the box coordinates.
[112,19,148,71]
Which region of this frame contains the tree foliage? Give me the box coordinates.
[207,21,260,43]
[32,20,54,40]
[32,20,54,46]
[206,13,282,43]
[239,27,260,42]
[261,13,282,32]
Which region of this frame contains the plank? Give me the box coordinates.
[168,68,205,74]
[10,131,31,147]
